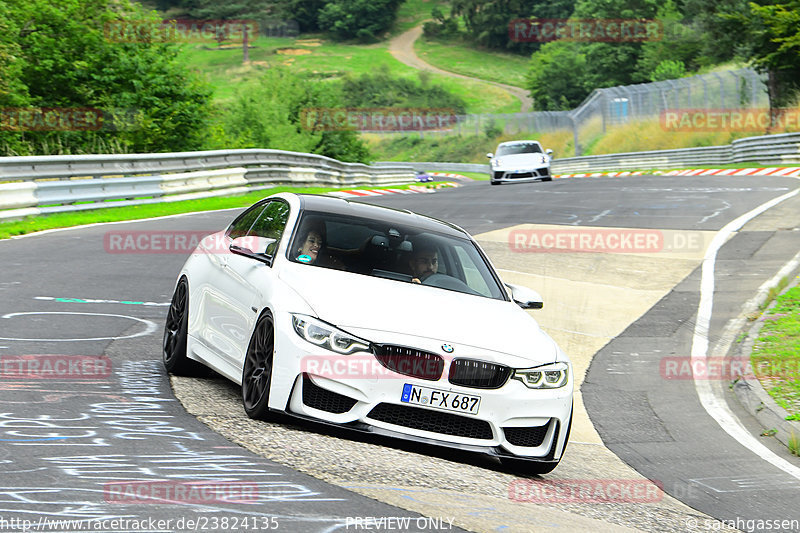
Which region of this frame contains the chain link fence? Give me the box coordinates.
[402,68,769,156]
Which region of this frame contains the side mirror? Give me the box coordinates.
[230,236,277,265]
[505,283,544,309]
[486,153,494,159]
[545,149,553,156]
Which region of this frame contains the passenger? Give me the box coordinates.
[295,223,325,264]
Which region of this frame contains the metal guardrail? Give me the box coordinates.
[379,132,800,176]
[0,149,415,220]
[374,162,490,174]
[552,132,800,173]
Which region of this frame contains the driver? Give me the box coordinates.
[409,240,439,283]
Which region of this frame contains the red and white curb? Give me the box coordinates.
[429,172,471,181]
[554,167,800,179]
[663,167,800,177]
[327,182,459,198]
[554,171,648,178]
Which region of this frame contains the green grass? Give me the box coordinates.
[367,134,497,163]
[751,284,800,420]
[392,0,448,34]
[414,36,530,89]
[444,171,488,180]
[0,183,419,240]
[178,35,516,113]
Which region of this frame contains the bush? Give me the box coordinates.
[208,68,370,163]
[649,60,687,82]
[341,67,467,113]
[317,0,404,42]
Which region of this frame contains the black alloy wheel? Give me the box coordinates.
[242,311,275,419]
[163,277,206,376]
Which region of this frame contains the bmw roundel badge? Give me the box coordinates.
[442,344,454,353]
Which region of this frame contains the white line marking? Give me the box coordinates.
[691,185,800,480]
[0,312,157,342]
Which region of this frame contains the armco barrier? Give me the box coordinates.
[379,132,800,176]
[374,162,490,174]
[0,149,415,220]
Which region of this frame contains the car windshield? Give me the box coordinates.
[496,143,543,156]
[288,211,506,300]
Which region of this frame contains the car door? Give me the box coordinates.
[218,200,291,369]
[195,202,267,366]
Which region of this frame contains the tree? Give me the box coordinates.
[679,0,751,67]
[315,0,404,42]
[450,0,576,54]
[570,0,661,87]
[526,41,588,110]
[738,1,800,109]
[636,0,704,77]
[0,0,213,155]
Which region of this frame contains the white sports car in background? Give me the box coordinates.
[163,193,573,474]
[487,140,554,185]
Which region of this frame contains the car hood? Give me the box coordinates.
[494,153,548,167]
[279,264,558,365]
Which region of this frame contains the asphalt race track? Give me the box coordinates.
[2,174,800,532]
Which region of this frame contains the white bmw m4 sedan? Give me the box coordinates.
[163,192,573,474]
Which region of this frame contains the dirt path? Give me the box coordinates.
[388,25,533,113]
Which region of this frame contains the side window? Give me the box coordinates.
[227,204,265,240]
[248,201,290,256]
[454,245,492,297]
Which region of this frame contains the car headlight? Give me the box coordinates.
[512,362,569,389]
[291,314,371,355]
[491,159,499,167]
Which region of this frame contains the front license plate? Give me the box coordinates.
[400,384,481,415]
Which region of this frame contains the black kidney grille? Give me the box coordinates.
[367,402,493,440]
[503,423,550,447]
[374,344,444,381]
[448,359,512,389]
[302,375,357,414]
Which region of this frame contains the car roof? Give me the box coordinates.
[497,140,542,146]
[293,193,468,238]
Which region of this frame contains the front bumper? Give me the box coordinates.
[270,318,573,461]
[492,166,551,182]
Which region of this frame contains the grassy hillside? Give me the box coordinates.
[414,37,529,88]
[179,35,518,113]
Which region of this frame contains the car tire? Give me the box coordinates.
[242,310,275,420]
[542,177,553,181]
[500,410,572,476]
[490,180,500,186]
[163,277,207,376]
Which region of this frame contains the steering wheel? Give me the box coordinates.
[421,273,477,294]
